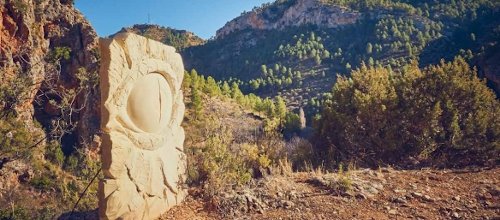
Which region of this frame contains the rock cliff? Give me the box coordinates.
[216,0,359,39]
[0,0,100,148]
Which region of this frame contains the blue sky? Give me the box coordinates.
[75,0,273,39]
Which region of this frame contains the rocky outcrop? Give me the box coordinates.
[0,0,100,149]
[216,0,359,39]
[98,33,186,220]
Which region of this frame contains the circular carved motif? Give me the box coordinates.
[126,73,173,133]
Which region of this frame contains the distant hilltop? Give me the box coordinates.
[116,24,205,51]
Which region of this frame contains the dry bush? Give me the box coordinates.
[185,116,288,198]
[286,136,314,171]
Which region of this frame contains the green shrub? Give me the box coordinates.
[77,152,101,178]
[186,118,251,196]
[335,175,353,193]
[0,117,35,160]
[48,47,71,63]
[0,72,32,118]
[186,117,286,197]
[322,163,353,193]
[64,154,79,172]
[12,0,29,13]
[61,148,101,178]
[35,207,56,220]
[283,112,301,137]
[44,141,65,166]
[315,57,499,166]
[0,207,30,220]
[30,176,56,191]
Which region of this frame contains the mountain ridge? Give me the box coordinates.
[216,0,359,39]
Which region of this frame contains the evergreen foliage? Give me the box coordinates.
[183,69,297,123]
[184,0,499,118]
[315,57,499,166]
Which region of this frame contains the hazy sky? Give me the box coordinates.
[75,0,273,39]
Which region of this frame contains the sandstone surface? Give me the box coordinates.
[98,33,186,220]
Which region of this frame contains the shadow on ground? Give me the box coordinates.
[58,209,98,220]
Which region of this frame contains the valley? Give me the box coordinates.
[0,0,498,219]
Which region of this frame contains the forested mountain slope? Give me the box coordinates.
[183,0,500,117]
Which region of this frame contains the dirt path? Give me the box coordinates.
[162,167,499,220]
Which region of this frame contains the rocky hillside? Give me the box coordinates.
[183,0,500,118]
[116,24,205,51]
[216,0,359,39]
[1,0,100,148]
[0,0,102,218]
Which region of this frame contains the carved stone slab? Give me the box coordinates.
[98,33,186,220]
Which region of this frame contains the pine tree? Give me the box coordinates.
[230,82,243,101]
[190,69,199,79]
[221,81,231,97]
[323,50,330,59]
[182,71,192,90]
[275,96,287,121]
[310,32,316,41]
[263,98,276,118]
[315,54,322,65]
[191,84,203,119]
[261,65,268,76]
[204,76,220,96]
[283,112,301,136]
[250,80,260,90]
[268,69,274,77]
[406,43,413,56]
[296,71,302,79]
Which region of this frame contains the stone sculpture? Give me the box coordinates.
[98,33,186,220]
